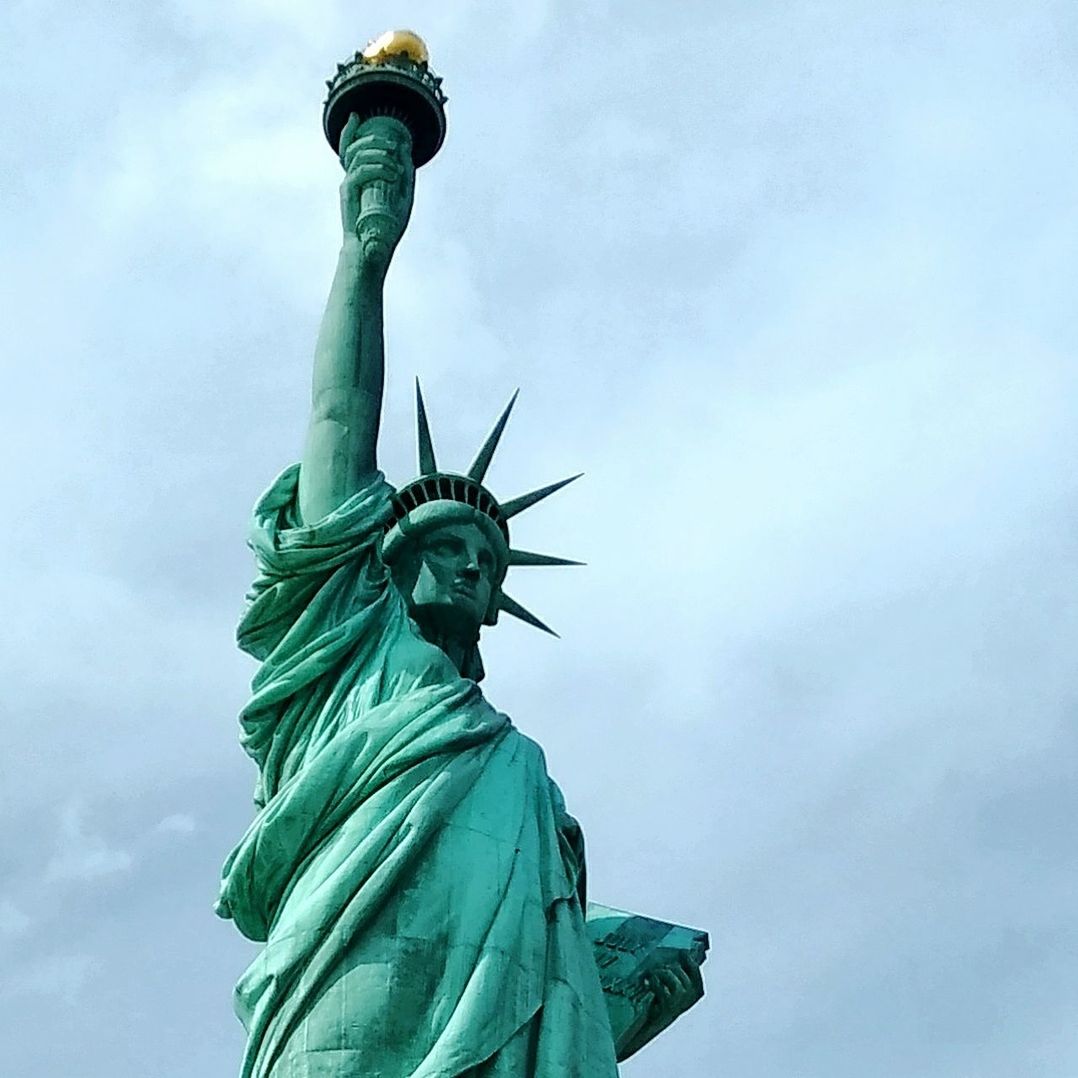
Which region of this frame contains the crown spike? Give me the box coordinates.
[467,390,519,483]
[501,474,583,519]
[509,550,583,568]
[415,378,438,475]
[498,592,558,637]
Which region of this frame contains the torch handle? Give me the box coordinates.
[357,180,394,264]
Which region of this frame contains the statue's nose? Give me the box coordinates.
[459,564,480,582]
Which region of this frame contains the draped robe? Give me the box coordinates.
[216,467,620,1078]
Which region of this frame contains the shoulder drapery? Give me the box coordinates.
[233,466,420,805]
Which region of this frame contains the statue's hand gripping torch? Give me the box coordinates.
[324,30,447,264]
[340,114,414,266]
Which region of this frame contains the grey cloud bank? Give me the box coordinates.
[2,1,1076,1075]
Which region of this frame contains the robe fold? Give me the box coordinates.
[217,467,619,1078]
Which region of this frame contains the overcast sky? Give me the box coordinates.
[3,1,1077,1075]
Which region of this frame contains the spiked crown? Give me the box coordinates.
[380,381,581,636]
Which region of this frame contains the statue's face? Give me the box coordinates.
[409,522,498,631]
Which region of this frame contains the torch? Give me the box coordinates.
[323,30,448,263]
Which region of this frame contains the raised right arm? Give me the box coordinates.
[298,114,415,524]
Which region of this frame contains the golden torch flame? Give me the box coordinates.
[362,29,430,65]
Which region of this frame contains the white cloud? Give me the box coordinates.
[45,804,133,884]
[155,813,198,836]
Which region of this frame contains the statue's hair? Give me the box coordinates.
[386,541,422,603]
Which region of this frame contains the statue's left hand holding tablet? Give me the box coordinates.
[619,950,705,1060]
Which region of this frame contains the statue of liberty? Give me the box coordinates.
[216,31,706,1077]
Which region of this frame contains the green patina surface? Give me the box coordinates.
[217,34,705,1077]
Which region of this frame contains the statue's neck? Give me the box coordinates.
[410,605,484,681]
